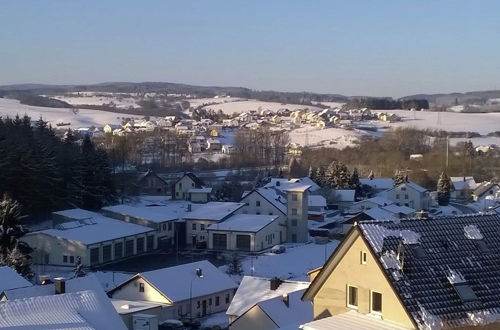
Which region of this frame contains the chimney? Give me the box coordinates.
[416,210,429,219]
[39,275,52,285]
[270,277,283,291]
[54,277,66,295]
[282,293,289,307]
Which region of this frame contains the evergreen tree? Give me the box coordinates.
[288,157,301,178]
[393,170,405,186]
[226,253,243,275]
[437,172,451,206]
[325,161,351,189]
[0,194,32,278]
[315,167,325,187]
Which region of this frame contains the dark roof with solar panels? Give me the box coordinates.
[358,212,500,329]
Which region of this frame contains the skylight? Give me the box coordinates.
[454,283,478,303]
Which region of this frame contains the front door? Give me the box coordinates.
[202,300,207,316]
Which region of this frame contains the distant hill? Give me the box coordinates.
[401,90,500,106]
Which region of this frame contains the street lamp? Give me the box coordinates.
[189,268,204,322]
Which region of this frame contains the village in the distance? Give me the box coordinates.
[2,2,500,330]
[1,84,500,330]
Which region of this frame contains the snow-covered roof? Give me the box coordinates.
[308,195,327,207]
[255,289,312,328]
[301,310,411,330]
[354,196,394,207]
[0,289,126,330]
[391,181,427,193]
[0,266,31,293]
[226,276,309,317]
[102,203,192,223]
[360,178,395,190]
[2,274,104,301]
[32,209,154,245]
[382,204,416,215]
[363,207,397,221]
[188,187,213,194]
[450,176,477,191]
[183,202,245,221]
[264,177,320,192]
[207,214,278,233]
[333,189,356,202]
[121,260,237,303]
[111,299,165,315]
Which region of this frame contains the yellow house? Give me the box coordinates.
[302,213,500,329]
[210,129,219,137]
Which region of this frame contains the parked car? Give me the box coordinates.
[271,245,286,254]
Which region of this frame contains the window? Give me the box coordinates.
[292,193,298,201]
[103,245,112,262]
[114,242,123,259]
[256,201,261,207]
[168,222,173,231]
[291,208,297,215]
[401,187,406,191]
[192,183,194,187]
[269,212,273,215]
[360,251,367,264]
[371,291,382,313]
[200,224,205,231]
[256,212,260,215]
[69,256,75,264]
[215,296,220,306]
[192,223,197,231]
[209,298,212,306]
[405,194,409,199]
[226,293,230,304]
[396,194,400,199]
[147,235,154,251]
[90,248,100,265]
[347,285,358,308]
[139,283,144,292]
[291,219,298,226]
[197,301,201,308]
[179,183,182,189]
[63,255,68,263]
[162,223,167,231]
[125,240,134,256]
[137,237,145,253]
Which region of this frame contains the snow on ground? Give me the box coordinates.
[203,100,323,115]
[313,101,345,108]
[199,312,229,329]
[53,94,140,109]
[289,125,371,148]
[224,241,339,282]
[0,98,139,128]
[185,97,245,108]
[378,109,500,135]
[450,136,500,147]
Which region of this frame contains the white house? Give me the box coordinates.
[226,276,310,324]
[207,214,283,251]
[359,178,394,195]
[184,202,245,247]
[22,209,156,267]
[109,260,237,321]
[222,144,236,154]
[383,182,430,210]
[472,181,500,203]
[0,289,127,330]
[229,289,312,330]
[240,183,310,243]
[450,176,477,201]
[172,172,206,201]
[349,196,394,213]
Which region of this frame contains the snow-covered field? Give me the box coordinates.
[289,125,372,149]
[203,100,323,115]
[379,109,500,135]
[185,97,245,108]
[223,240,339,282]
[0,98,138,127]
[313,101,345,108]
[53,93,140,109]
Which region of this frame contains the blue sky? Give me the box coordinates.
[1,1,500,97]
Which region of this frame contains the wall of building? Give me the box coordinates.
[386,184,428,210]
[174,176,196,200]
[240,192,286,222]
[119,307,162,329]
[190,192,209,203]
[139,175,167,195]
[21,234,87,267]
[229,305,277,330]
[286,190,309,243]
[185,219,218,246]
[111,277,171,304]
[312,233,414,328]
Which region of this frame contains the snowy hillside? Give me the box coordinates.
[0,98,136,127]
